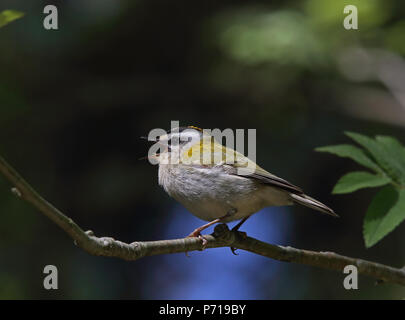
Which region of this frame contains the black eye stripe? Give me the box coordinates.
[165,135,192,149]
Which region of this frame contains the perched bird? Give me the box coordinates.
[148,126,337,247]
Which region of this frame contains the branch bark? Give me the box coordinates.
[1,155,405,286]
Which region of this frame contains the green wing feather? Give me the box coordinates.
[182,138,303,194]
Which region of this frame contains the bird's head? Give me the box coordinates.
[144,126,211,165]
[158,126,205,152]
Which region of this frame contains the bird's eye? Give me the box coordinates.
[164,138,176,150]
[180,135,193,143]
[168,136,180,146]
[165,134,192,148]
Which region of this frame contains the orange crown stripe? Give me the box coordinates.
[187,126,203,132]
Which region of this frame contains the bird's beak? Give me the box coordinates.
[140,135,164,161]
[139,153,160,161]
[140,136,159,142]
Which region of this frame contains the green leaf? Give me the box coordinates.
[315,144,381,172]
[0,10,24,28]
[332,171,391,194]
[375,135,405,182]
[345,132,405,184]
[363,186,405,248]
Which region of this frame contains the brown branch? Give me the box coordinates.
[1,155,405,286]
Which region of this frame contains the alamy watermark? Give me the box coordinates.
[43,265,58,290]
[343,5,358,30]
[145,121,257,174]
[343,265,358,289]
[43,5,58,30]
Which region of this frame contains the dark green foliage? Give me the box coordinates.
[0,10,24,28]
[316,132,405,247]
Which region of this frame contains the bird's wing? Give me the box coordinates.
[229,160,303,194]
[181,139,303,194]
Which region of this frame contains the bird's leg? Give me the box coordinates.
[230,215,251,255]
[187,208,237,249]
[187,219,221,248]
[232,215,251,232]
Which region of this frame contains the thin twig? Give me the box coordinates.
[1,155,405,286]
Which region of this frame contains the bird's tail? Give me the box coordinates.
[289,193,338,217]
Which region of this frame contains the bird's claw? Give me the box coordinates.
[198,234,208,248]
[187,231,208,248]
[229,228,248,255]
[185,231,208,256]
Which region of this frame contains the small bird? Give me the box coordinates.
[148,126,337,247]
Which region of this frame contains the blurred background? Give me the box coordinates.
[0,0,404,299]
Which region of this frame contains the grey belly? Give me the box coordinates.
[162,166,292,222]
[173,185,289,222]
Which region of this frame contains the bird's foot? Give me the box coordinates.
[186,230,208,251]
